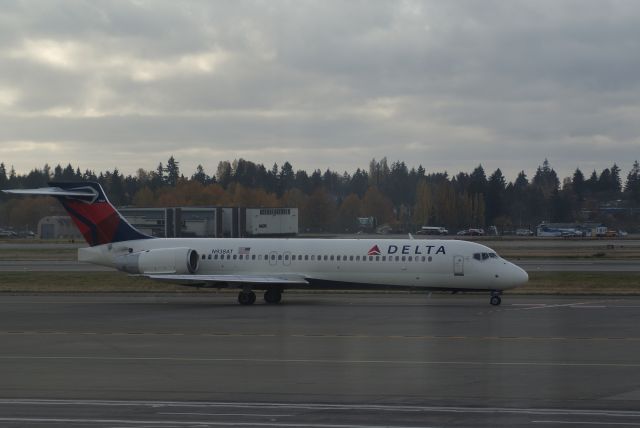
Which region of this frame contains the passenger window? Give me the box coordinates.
[376,256,380,261]
[356,256,360,261]
[305,255,309,261]
[271,254,276,260]
[208,254,212,260]
[428,256,432,262]
[311,255,315,261]
[324,255,328,261]
[278,255,283,260]
[201,254,205,260]
[350,255,354,261]
[330,255,335,261]
[252,255,256,260]
[395,256,400,261]
[382,256,386,261]
[233,255,237,260]
[368,256,372,261]
[408,256,413,262]
[401,256,406,262]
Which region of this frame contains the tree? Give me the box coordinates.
[216,161,232,188]
[625,160,640,203]
[337,194,362,232]
[572,168,585,201]
[0,163,7,189]
[165,156,180,186]
[486,168,506,225]
[532,159,559,198]
[305,188,337,232]
[361,186,394,226]
[192,164,209,185]
[413,180,432,226]
[278,162,295,196]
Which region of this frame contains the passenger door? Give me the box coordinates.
[453,255,464,276]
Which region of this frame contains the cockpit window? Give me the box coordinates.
[474,252,498,261]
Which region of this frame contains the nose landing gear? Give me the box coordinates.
[489,290,502,306]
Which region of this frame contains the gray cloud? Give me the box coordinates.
[0,0,639,181]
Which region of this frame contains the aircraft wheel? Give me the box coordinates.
[490,295,502,306]
[238,291,256,305]
[264,289,282,304]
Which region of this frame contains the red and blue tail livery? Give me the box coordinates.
[4,182,151,246]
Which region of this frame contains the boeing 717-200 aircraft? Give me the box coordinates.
[4,182,528,305]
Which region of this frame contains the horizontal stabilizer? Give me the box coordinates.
[145,274,309,285]
[3,186,99,202]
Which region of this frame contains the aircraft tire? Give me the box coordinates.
[264,289,282,304]
[238,291,256,305]
[490,295,502,306]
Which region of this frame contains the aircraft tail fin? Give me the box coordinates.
[3,182,152,246]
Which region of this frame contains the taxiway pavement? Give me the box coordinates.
[0,293,639,427]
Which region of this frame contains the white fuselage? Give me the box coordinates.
[80,238,529,291]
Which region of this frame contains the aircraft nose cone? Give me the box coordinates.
[513,264,529,286]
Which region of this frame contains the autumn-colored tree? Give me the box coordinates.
[361,186,394,225]
[132,186,155,207]
[413,180,432,226]
[281,188,309,229]
[337,193,362,232]
[305,188,337,232]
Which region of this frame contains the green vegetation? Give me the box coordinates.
[1,271,639,295]
[1,157,640,234]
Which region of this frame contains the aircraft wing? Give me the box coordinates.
[145,273,309,285]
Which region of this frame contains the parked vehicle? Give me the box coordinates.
[516,228,534,236]
[416,226,448,235]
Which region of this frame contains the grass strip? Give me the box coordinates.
[0,271,639,295]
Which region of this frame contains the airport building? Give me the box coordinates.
[118,206,298,238]
[38,206,298,239]
[37,216,84,240]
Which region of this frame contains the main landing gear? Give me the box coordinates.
[489,290,502,306]
[238,290,256,305]
[264,288,282,304]
[237,288,283,305]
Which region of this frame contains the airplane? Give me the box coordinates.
[4,182,528,306]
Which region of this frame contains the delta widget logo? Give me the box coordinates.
[367,245,381,256]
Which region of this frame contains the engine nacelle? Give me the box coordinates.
[116,247,199,275]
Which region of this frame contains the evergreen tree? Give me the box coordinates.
[0,163,7,189]
[572,168,585,201]
[486,168,506,224]
[165,156,180,186]
[625,160,640,203]
[192,164,209,185]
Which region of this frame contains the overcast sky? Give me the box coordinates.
[1,0,639,182]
